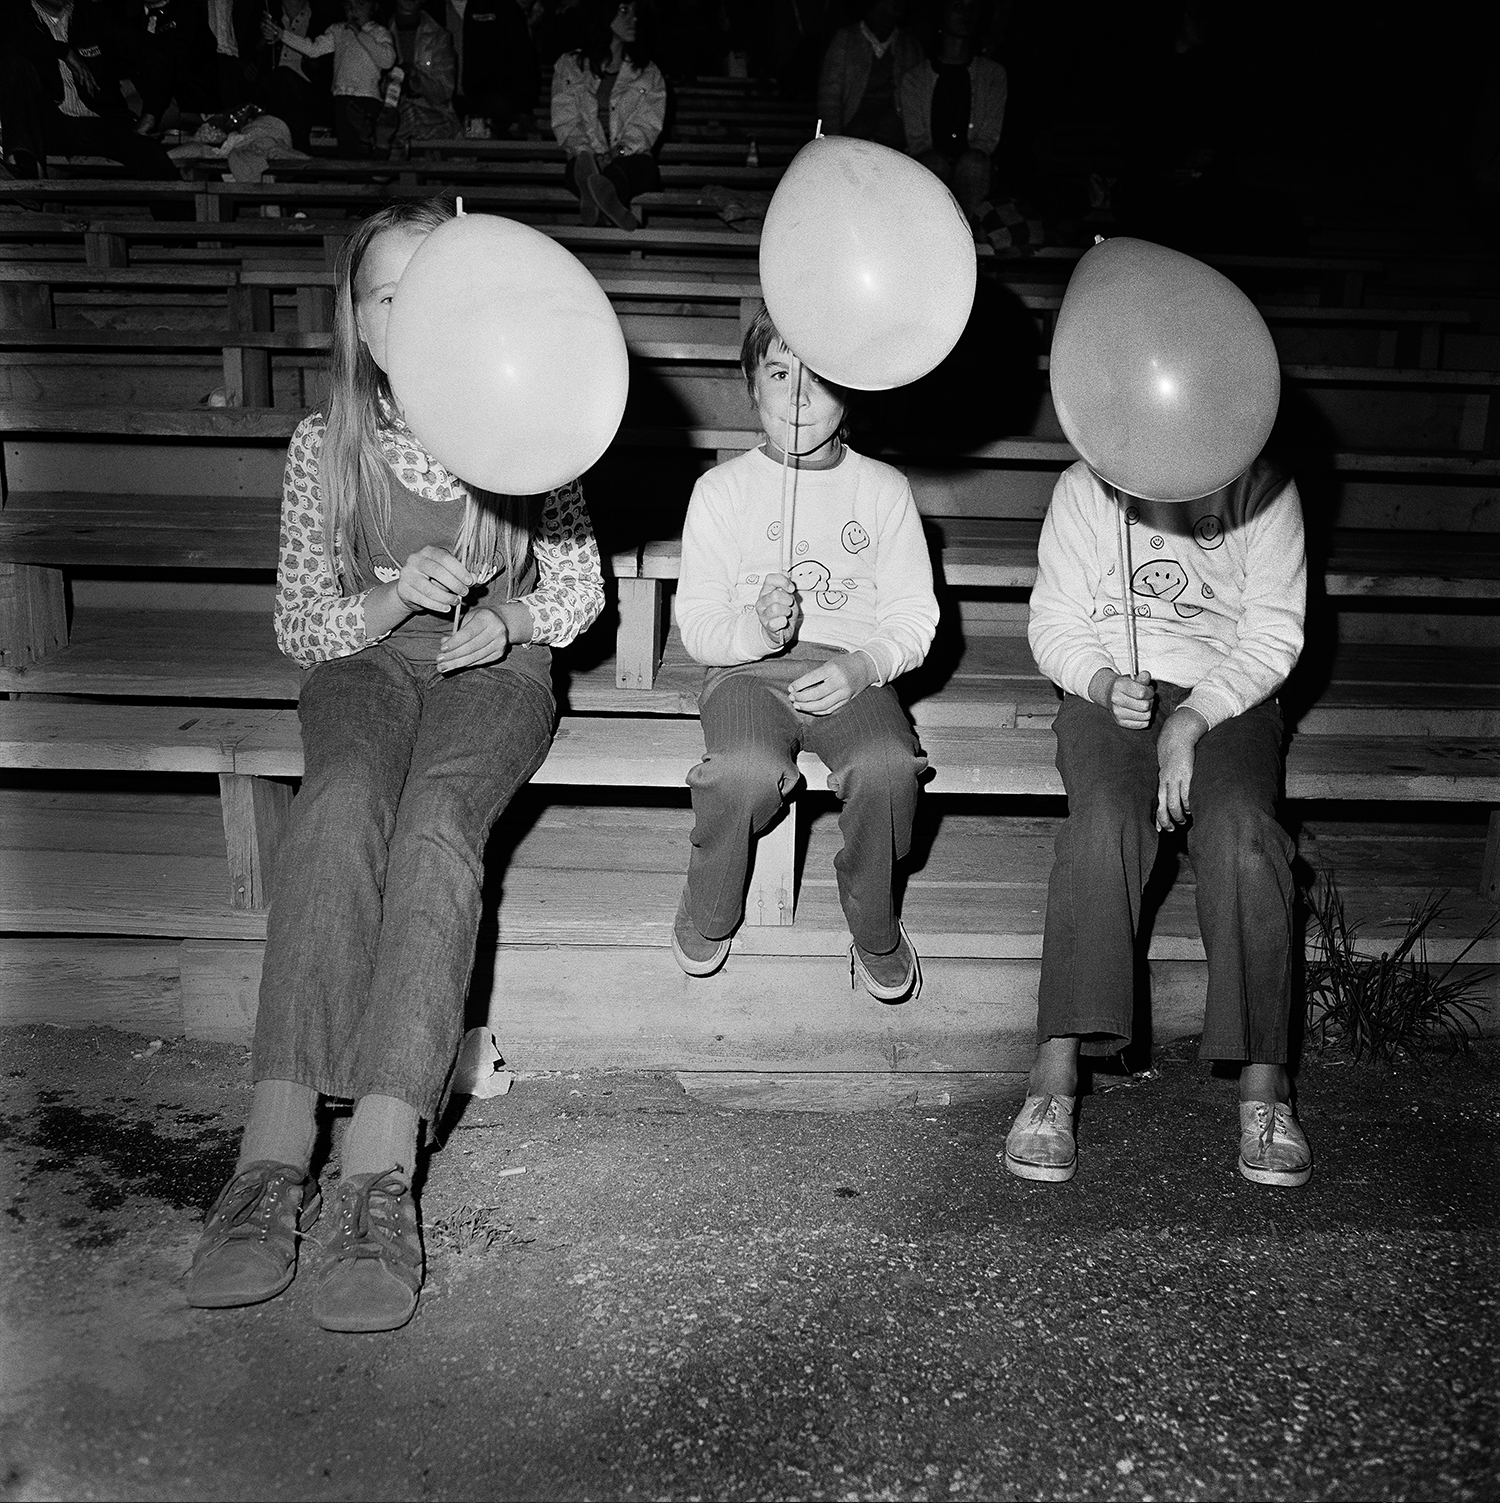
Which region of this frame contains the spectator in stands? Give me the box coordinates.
[185,199,604,1334]
[391,0,462,144]
[258,0,339,153]
[816,0,920,148]
[206,0,266,110]
[900,0,1005,221]
[265,0,396,158]
[0,0,181,178]
[1008,455,1312,1190]
[550,0,665,231]
[671,307,937,1003]
[112,0,221,137]
[447,0,536,139]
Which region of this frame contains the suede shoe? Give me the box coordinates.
[1003,1094,1078,1182]
[850,923,921,1002]
[672,890,731,977]
[313,1170,424,1333]
[1238,1100,1312,1187]
[186,1160,321,1308]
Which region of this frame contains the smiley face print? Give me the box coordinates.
[1131,558,1202,618]
[841,520,870,555]
[1193,514,1225,550]
[789,558,847,610]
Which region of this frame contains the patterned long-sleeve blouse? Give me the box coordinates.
[274,412,606,668]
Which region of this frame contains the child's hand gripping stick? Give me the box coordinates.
[396,545,473,618]
[1089,667,1156,731]
[756,571,800,647]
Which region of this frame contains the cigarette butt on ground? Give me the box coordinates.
[496,1167,527,1178]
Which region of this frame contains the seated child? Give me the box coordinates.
[1007,453,1313,1188]
[672,307,939,1001]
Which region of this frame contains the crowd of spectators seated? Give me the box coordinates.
[0,0,1026,247]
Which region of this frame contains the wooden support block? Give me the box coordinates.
[745,803,796,927]
[615,576,666,689]
[84,231,128,268]
[222,345,273,407]
[219,773,293,911]
[0,281,53,330]
[0,563,66,669]
[1483,811,1500,904]
[1418,321,1441,370]
[1339,268,1364,308]
[297,284,334,334]
[1376,329,1398,368]
[195,189,223,223]
[180,938,262,1043]
[1459,392,1491,453]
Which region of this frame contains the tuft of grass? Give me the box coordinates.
[427,1202,508,1256]
[1303,875,1495,1064]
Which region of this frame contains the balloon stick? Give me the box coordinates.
[775,358,803,645]
[1113,488,1139,679]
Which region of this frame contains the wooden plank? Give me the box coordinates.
[675,1072,1025,1111]
[0,702,255,772]
[614,576,665,689]
[0,328,330,350]
[219,771,292,910]
[0,264,237,287]
[0,563,66,668]
[744,804,796,927]
[0,937,182,1034]
[1483,811,1499,904]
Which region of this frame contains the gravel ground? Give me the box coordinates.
[1,1024,1496,1502]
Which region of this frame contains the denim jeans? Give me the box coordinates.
[251,644,555,1120]
[1036,684,1295,1063]
[686,653,927,953]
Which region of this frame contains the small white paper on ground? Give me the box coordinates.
[451,1027,515,1099]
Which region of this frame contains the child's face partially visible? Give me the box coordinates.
[352,226,429,374]
[750,342,845,458]
[345,0,373,24]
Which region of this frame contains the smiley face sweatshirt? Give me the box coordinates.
[1027,458,1306,728]
[675,445,939,685]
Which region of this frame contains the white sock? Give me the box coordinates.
[340,1093,420,1183]
[236,1078,317,1175]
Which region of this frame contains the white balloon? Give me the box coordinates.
[386,214,629,495]
[759,137,977,391]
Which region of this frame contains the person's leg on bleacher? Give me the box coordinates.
[316,656,553,1332]
[333,95,382,157]
[0,53,54,177]
[1184,696,1310,1187]
[676,667,804,975]
[1004,689,1161,1182]
[799,676,926,998]
[187,647,421,1312]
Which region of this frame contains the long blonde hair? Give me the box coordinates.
[321,199,531,593]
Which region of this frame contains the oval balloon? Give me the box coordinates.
[759,136,977,391]
[386,214,629,495]
[1050,237,1280,502]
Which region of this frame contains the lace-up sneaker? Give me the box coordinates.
[1002,1094,1078,1182]
[186,1161,321,1308]
[1238,1100,1313,1187]
[849,924,922,1002]
[672,890,731,977]
[312,1170,424,1333]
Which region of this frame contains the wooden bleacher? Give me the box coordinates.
[1,159,1496,1051]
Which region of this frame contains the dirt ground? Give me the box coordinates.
[0,1024,1496,1502]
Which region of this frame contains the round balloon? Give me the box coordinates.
[385,213,629,495]
[759,137,977,391]
[1049,237,1280,502]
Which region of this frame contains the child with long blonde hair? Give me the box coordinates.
[187,199,604,1332]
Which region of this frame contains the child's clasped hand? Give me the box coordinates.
[756,570,801,645]
[437,607,510,673]
[788,651,873,716]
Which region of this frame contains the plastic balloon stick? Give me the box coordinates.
[1114,489,1139,680]
[775,359,802,644]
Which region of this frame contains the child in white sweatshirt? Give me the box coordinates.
[1006,455,1315,1189]
[672,307,939,999]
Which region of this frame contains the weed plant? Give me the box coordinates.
[1304,875,1495,1064]
[427,1202,507,1256]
